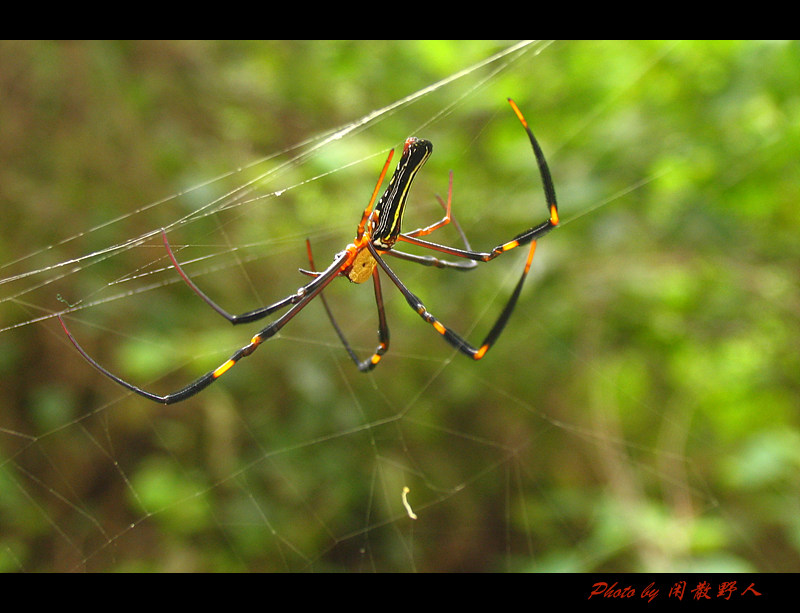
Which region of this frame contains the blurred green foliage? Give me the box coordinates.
[0,40,798,572]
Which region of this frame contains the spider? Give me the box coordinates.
[58,99,559,404]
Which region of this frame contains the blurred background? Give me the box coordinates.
[0,40,798,572]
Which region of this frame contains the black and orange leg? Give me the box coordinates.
[305,239,389,371]
[58,250,350,404]
[368,240,538,361]
[394,97,558,267]
[395,214,555,265]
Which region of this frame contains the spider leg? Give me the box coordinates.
[305,239,389,371]
[58,250,349,404]
[386,181,478,271]
[356,148,395,241]
[401,171,456,239]
[382,248,477,271]
[396,216,555,263]
[384,209,555,269]
[161,229,305,325]
[368,240,537,361]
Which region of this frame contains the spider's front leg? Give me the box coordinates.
[161,229,309,325]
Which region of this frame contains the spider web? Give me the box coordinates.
[1,40,798,575]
